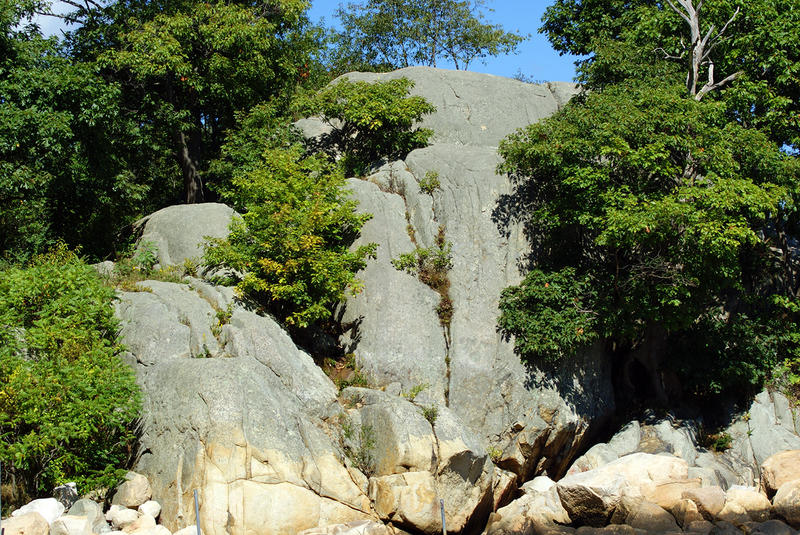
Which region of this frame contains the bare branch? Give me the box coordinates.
[695,70,743,100]
[665,0,692,25]
[654,47,685,61]
[717,6,741,40]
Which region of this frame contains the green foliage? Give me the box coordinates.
[331,0,525,72]
[93,0,320,202]
[0,32,158,262]
[401,383,429,401]
[339,416,375,476]
[392,226,453,325]
[497,78,793,395]
[204,105,377,328]
[420,405,438,425]
[419,171,441,194]
[298,77,435,176]
[0,245,141,501]
[498,268,600,363]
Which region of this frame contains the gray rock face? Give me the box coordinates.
[134,203,235,268]
[116,281,373,535]
[330,68,612,483]
[337,67,579,147]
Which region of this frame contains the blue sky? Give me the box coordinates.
[35,0,579,82]
[308,0,579,82]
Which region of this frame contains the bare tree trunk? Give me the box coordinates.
[663,0,742,100]
[174,130,203,204]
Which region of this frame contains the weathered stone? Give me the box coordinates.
[642,479,702,511]
[68,499,105,534]
[485,476,570,535]
[625,502,680,533]
[336,67,579,147]
[369,471,439,533]
[652,420,700,465]
[557,453,688,526]
[709,521,743,535]
[717,501,749,527]
[112,472,152,508]
[297,521,392,535]
[773,479,800,528]
[50,515,91,535]
[685,520,714,534]
[672,499,705,529]
[682,487,726,521]
[11,499,65,525]
[107,507,139,530]
[172,526,202,535]
[349,389,493,533]
[122,514,156,534]
[761,451,800,496]
[740,393,800,468]
[749,519,797,535]
[567,422,641,475]
[52,483,79,510]
[2,513,50,535]
[491,468,518,511]
[134,203,235,268]
[724,486,771,523]
[137,501,161,520]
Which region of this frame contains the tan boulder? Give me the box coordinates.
[725,486,772,522]
[761,450,800,496]
[717,501,749,526]
[671,499,705,528]
[50,515,92,535]
[112,472,152,508]
[369,471,439,534]
[773,479,800,528]
[297,520,393,535]
[684,520,713,534]
[681,486,726,521]
[643,479,702,511]
[624,501,680,533]
[557,452,689,526]
[485,476,571,535]
[748,519,796,535]
[2,512,50,535]
[123,513,156,534]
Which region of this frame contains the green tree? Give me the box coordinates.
[297,77,435,176]
[496,77,797,400]
[204,105,377,327]
[331,0,525,72]
[94,0,319,203]
[0,6,163,262]
[0,245,141,502]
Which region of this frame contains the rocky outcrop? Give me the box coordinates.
[330,66,613,486]
[133,203,235,268]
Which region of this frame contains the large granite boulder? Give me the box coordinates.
[329,67,613,485]
[116,281,374,535]
[342,388,494,534]
[134,203,235,268]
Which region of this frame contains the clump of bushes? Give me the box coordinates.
[392,226,453,325]
[205,105,377,328]
[0,244,141,504]
[298,77,435,176]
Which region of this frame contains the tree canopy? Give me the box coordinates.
[497,0,800,402]
[329,0,525,73]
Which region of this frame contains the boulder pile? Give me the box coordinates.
[486,450,800,535]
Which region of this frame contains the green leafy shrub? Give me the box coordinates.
[498,268,600,364]
[339,416,375,476]
[298,77,435,176]
[419,171,441,194]
[205,105,377,328]
[0,245,141,502]
[392,226,453,326]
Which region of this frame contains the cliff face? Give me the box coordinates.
[115,67,620,535]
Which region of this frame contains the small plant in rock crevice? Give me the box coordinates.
[324,353,370,392]
[339,416,375,476]
[419,171,441,195]
[402,383,429,402]
[392,226,454,326]
[420,405,438,425]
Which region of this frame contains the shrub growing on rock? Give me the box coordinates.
[297,77,435,176]
[0,245,141,502]
[205,105,377,328]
